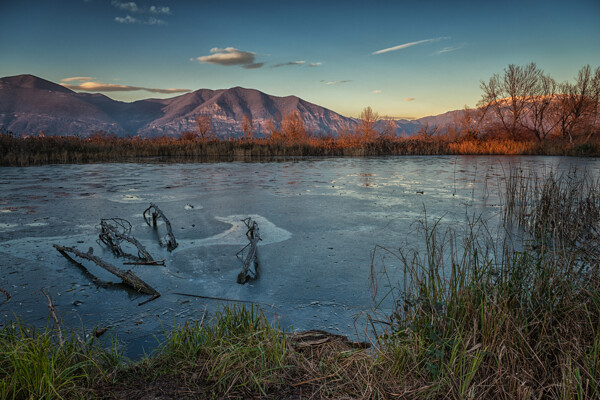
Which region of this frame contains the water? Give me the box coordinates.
[1,156,598,356]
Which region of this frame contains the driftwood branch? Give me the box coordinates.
[0,288,10,302]
[173,292,276,309]
[41,289,64,346]
[143,203,178,251]
[236,217,261,284]
[99,218,154,261]
[53,244,160,304]
[123,259,165,266]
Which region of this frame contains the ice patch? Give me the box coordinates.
[122,195,143,202]
[108,193,179,204]
[0,223,18,230]
[177,214,292,248]
[26,222,49,227]
[0,235,88,258]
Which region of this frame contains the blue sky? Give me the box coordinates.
[1,0,599,119]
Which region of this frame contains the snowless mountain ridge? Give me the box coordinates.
[0,74,456,137]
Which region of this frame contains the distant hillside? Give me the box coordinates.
[0,74,457,137]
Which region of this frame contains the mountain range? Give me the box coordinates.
[0,74,458,138]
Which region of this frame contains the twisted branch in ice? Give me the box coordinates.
[236,217,261,284]
[143,203,178,251]
[99,218,154,261]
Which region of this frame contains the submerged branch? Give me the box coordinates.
[53,244,160,303]
[99,218,154,261]
[236,217,261,284]
[143,203,178,251]
[0,287,10,303]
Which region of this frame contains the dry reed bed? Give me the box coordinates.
[2,132,600,166]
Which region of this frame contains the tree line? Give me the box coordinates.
[473,63,600,142]
[180,63,599,146]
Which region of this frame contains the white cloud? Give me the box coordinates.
[115,15,138,24]
[112,1,139,12]
[325,80,352,85]
[373,37,450,55]
[149,5,170,14]
[435,45,464,55]
[271,61,306,68]
[404,97,415,102]
[62,81,190,93]
[196,47,258,67]
[146,17,167,25]
[115,15,167,25]
[112,1,169,14]
[60,76,95,82]
[308,62,322,67]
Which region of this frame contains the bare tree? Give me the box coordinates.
[554,65,600,142]
[456,106,489,139]
[416,122,439,139]
[280,111,307,143]
[480,63,542,139]
[196,115,213,140]
[524,73,558,141]
[242,114,254,141]
[379,116,397,139]
[357,106,380,141]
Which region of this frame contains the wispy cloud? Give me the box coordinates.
[372,37,450,55]
[308,62,322,67]
[372,90,382,94]
[62,81,190,94]
[271,61,305,68]
[112,1,170,25]
[196,47,259,67]
[60,76,95,82]
[112,1,139,12]
[112,1,170,14]
[114,15,167,25]
[145,17,167,25]
[243,62,264,69]
[325,80,352,85]
[115,15,138,23]
[149,5,170,14]
[435,45,464,55]
[404,97,415,102]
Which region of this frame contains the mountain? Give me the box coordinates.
[0,74,445,138]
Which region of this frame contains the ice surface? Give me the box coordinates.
[1,156,597,358]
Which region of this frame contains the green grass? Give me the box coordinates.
[0,321,121,400]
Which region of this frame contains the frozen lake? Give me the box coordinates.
[1,156,599,356]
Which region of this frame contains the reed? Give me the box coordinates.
[370,169,600,398]
[3,131,600,166]
[0,321,121,400]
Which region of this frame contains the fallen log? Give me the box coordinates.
[236,217,261,284]
[99,218,154,261]
[143,203,178,251]
[53,244,160,303]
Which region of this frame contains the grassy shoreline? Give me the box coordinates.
[2,165,599,399]
[2,133,600,167]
